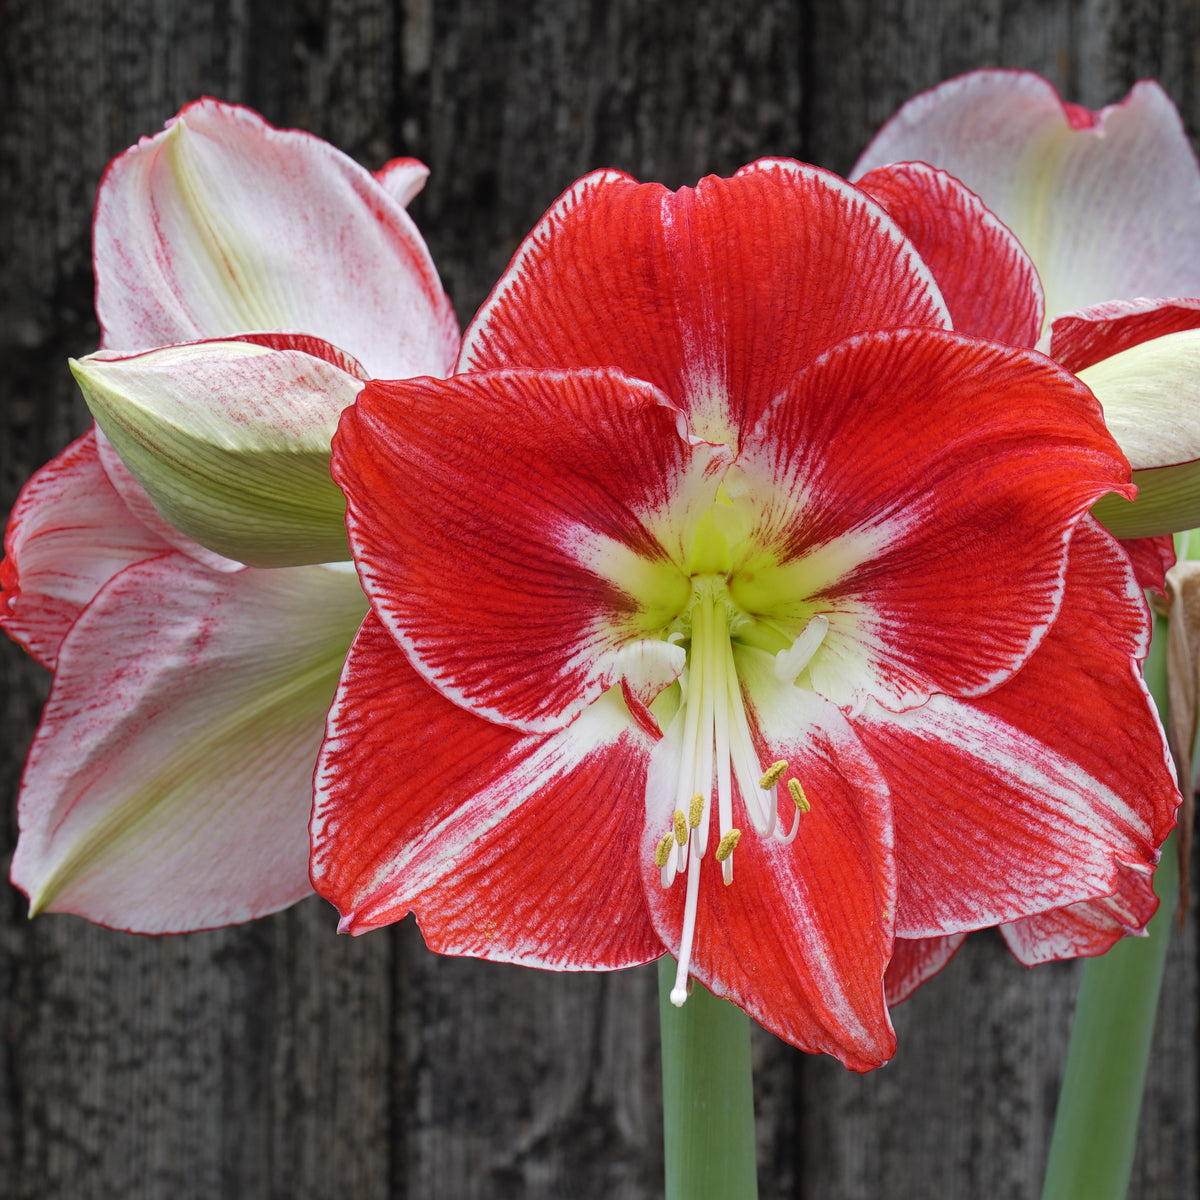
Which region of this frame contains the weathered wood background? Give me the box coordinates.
[2,1,1198,1197]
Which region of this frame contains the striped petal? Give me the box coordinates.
[0,430,171,668]
[644,646,896,1071]
[332,369,729,733]
[853,71,1200,320]
[853,519,1178,937]
[312,615,662,969]
[857,161,1043,346]
[460,160,949,440]
[884,934,967,1006]
[731,327,1131,711]
[95,99,459,377]
[10,556,366,932]
[1000,859,1159,966]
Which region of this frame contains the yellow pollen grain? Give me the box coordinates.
[654,831,675,869]
[673,809,688,845]
[688,792,704,829]
[714,828,742,862]
[788,778,811,813]
[758,760,788,790]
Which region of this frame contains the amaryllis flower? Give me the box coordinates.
[312,161,1179,1069]
[1,100,457,932]
[853,70,1200,543]
[852,72,1200,997]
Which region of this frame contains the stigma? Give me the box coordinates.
[649,576,820,1007]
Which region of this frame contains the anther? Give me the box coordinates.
[788,778,811,813]
[654,831,675,868]
[758,760,788,790]
[714,828,742,862]
[688,792,705,829]
[673,809,688,845]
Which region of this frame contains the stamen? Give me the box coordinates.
[673,809,688,845]
[758,760,788,790]
[788,778,811,813]
[654,831,675,868]
[688,792,705,829]
[715,828,742,862]
[774,613,830,683]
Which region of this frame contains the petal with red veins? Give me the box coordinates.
[333,369,730,733]
[1000,858,1159,966]
[95,99,458,377]
[852,519,1179,937]
[1050,297,1200,373]
[311,614,662,969]
[460,160,949,440]
[0,430,172,668]
[884,933,967,1006]
[644,646,896,1071]
[852,71,1200,318]
[73,338,364,566]
[731,328,1131,711]
[857,161,1043,346]
[1120,534,1175,596]
[10,556,366,932]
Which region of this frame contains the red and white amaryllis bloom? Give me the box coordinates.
[314,161,1179,1069]
[1,100,457,932]
[853,71,1200,997]
[853,70,1200,542]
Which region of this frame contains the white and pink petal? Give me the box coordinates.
[853,71,1200,318]
[0,430,172,668]
[11,555,367,932]
[95,98,459,378]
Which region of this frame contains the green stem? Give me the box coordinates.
[658,957,758,1200]
[1040,616,1178,1200]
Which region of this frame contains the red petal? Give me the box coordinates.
[736,327,1132,710]
[858,162,1044,346]
[1,430,171,668]
[1000,858,1159,965]
[1119,533,1175,596]
[884,933,967,1006]
[1050,297,1200,373]
[646,669,896,1071]
[853,519,1179,937]
[333,369,725,732]
[461,161,949,439]
[312,615,663,969]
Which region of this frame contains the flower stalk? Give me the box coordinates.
[1040,616,1178,1200]
[658,956,758,1200]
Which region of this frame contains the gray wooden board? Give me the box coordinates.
[0,1,1196,1196]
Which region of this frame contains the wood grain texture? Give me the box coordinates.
[0,2,1196,1197]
